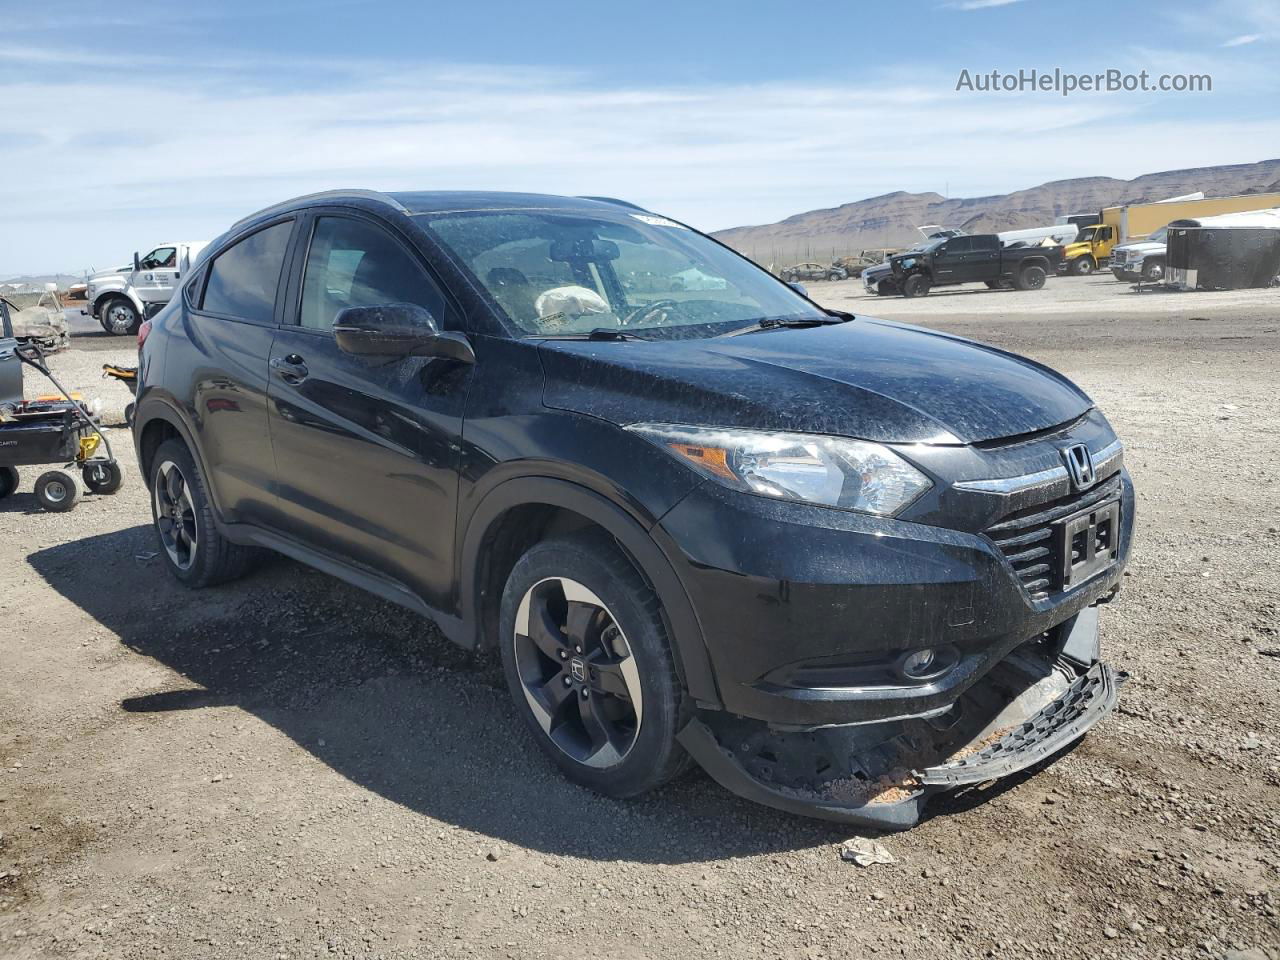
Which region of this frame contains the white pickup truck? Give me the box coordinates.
[86,241,207,335]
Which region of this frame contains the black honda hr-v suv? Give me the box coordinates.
[134,190,1134,828]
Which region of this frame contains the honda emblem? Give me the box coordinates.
[1063,444,1096,490]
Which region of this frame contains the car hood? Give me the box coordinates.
[539,317,1093,445]
[1114,240,1166,254]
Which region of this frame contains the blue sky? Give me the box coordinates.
[2,0,1278,275]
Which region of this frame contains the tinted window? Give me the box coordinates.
[299,217,448,331]
[945,237,973,254]
[971,236,999,252]
[201,221,293,323]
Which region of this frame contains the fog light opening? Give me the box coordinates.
[902,648,939,680]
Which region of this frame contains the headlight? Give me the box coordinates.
[627,423,932,516]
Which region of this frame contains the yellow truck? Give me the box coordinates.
[1060,192,1280,276]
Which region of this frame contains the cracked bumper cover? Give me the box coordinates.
[678,658,1124,831]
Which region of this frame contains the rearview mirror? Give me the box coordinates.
[333,303,475,363]
[549,238,620,262]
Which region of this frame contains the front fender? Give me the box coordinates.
[458,473,721,708]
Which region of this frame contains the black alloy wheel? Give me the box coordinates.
[512,576,644,770]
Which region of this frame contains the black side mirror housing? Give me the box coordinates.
[787,281,808,297]
[333,303,475,363]
[133,252,142,273]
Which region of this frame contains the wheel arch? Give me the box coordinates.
[459,475,721,709]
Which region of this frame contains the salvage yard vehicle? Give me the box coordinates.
[781,261,846,282]
[1,286,70,353]
[1110,227,1169,282]
[86,241,208,335]
[889,233,1062,297]
[134,190,1133,829]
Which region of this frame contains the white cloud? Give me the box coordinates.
[1222,33,1262,45]
[1,45,1278,274]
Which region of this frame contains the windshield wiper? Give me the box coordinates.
[713,315,848,339]
[536,328,648,342]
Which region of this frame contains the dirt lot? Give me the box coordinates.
[2,274,1278,959]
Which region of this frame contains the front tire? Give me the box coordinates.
[1070,256,1095,276]
[149,438,258,587]
[498,531,692,798]
[82,461,124,494]
[100,298,140,336]
[902,274,931,298]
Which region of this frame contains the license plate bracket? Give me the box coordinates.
[1056,499,1120,589]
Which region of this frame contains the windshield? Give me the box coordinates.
[1147,227,1168,242]
[423,210,826,339]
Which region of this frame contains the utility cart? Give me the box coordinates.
[0,300,124,511]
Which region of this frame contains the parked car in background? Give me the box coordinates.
[86,241,208,335]
[890,234,1062,296]
[134,189,1132,830]
[1110,227,1169,282]
[668,266,728,291]
[781,261,846,282]
[0,287,70,353]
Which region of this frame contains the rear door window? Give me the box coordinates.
[201,221,294,323]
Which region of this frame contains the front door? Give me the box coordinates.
[266,212,471,610]
[133,245,181,309]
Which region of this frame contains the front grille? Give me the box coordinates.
[984,472,1122,600]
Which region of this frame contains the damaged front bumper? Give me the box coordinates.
[678,612,1124,830]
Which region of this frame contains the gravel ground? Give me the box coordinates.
[2,274,1278,960]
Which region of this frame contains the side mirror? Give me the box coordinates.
[788,281,808,297]
[133,252,141,273]
[333,302,475,363]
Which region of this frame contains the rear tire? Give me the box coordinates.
[0,466,18,499]
[498,530,693,799]
[902,274,931,298]
[1014,264,1047,290]
[149,438,259,587]
[34,470,80,512]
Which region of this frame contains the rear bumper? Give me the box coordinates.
[655,471,1134,729]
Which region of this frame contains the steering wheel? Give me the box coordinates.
[621,299,679,328]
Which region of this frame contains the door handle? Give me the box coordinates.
[270,354,309,384]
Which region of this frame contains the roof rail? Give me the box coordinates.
[576,196,648,212]
[228,189,408,232]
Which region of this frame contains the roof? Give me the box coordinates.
[228,189,648,232]
[388,191,647,216]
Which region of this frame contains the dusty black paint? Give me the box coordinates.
[134,191,1133,813]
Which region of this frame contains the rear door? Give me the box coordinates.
[184,218,295,525]
[266,211,471,610]
[965,235,1001,281]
